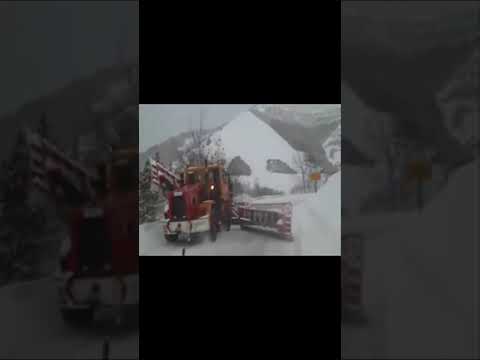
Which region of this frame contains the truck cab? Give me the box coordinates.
[163,163,232,243]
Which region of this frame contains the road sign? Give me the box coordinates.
[309,172,321,182]
[406,160,431,211]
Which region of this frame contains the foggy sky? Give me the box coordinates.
[139,104,341,152]
[139,105,253,152]
[344,1,477,19]
[0,1,138,117]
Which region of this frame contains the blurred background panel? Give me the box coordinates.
[342,1,479,358]
[0,1,138,358]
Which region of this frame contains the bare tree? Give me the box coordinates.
[292,151,308,193]
[365,116,397,208]
[176,108,227,169]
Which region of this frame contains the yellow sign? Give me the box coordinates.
[309,172,321,182]
[407,160,432,181]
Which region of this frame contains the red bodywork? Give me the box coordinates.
[237,202,293,239]
[166,183,208,221]
[65,190,138,275]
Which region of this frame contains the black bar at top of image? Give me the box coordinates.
[139,2,340,105]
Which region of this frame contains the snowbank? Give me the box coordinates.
[381,160,478,357]
[293,172,341,255]
[140,172,341,256]
[0,277,138,358]
[343,160,478,357]
[139,221,165,255]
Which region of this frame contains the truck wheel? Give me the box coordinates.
[61,308,94,327]
[209,218,217,242]
[165,234,178,243]
[123,305,139,329]
[224,218,231,231]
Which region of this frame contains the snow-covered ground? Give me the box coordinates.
[0,278,138,359]
[140,172,340,256]
[342,160,479,358]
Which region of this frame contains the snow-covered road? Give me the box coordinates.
[343,159,479,358]
[140,222,304,256]
[140,173,340,256]
[0,278,138,359]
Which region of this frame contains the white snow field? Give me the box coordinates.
[140,172,340,256]
[323,123,341,167]
[342,160,479,358]
[202,110,302,194]
[0,278,138,359]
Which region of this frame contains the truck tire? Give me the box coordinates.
[224,207,232,231]
[222,213,231,231]
[209,216,217,242]
[123,304,139,329]
[165,234,178,243]
[61,308,94,327]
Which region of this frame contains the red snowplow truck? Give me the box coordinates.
[155,162,233,242]
[24,129,138,325]
[58,149,138,324]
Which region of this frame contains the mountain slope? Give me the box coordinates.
[0,63,137,163]
[139,130,192,171]
[203,111,302,194]
[253,104,340,127]
[342,6,474,167]
[251,106,340,171]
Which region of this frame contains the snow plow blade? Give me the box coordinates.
[342,233,366,324]
[236,202,293,240]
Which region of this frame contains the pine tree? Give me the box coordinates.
[0,129,45,282]
[139,159,160,224]
[39,112,49,140]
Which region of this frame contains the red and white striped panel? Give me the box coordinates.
[342,234,364,319]
[149,158,180,190]
[231,206,239,219]
[237,201,293,239]
[24,130,97,195]
[277,203,293,239]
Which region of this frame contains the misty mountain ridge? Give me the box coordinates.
[252,104,340,127]
[0,62,138,164]
[140,107,343,193]
[141,105,342,170]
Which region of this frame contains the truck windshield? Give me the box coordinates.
[186,172,196,185]
[171,195,186,219]
[79,217,111,272]
[112,158,137,192]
